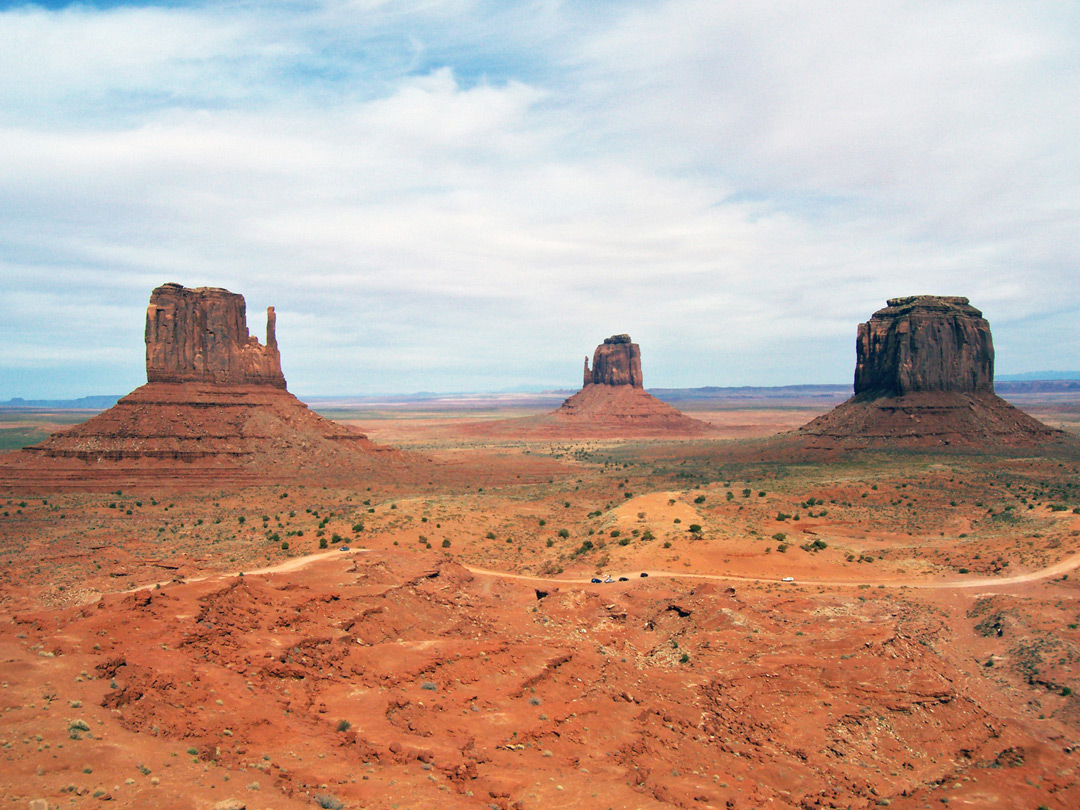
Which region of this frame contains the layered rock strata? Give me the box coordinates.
[799,296,1067,448]
[4,283,409,488]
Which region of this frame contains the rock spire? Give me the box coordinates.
[145,283,285,388]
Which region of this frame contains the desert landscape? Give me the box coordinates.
[1,288,1080,810]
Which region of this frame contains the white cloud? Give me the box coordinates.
[1,0,1078,397]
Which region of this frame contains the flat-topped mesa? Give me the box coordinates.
[854,295,994,398]
[584,334,643,388]
[145,283,286,388]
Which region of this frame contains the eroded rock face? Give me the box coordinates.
[854,296,993,398]
[584,334,643,388]
[145,283,285,388]
[797,294,1068,448]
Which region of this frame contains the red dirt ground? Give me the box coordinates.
[3,399,1080,809]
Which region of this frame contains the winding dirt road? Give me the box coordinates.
[128,546,1080,596]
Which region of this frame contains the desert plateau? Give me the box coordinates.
[2,288,1080,810]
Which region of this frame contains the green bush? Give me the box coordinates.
[694,495,706,504]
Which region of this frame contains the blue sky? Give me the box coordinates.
[2,1,1078,397]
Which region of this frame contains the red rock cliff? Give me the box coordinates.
[584,334,643,388]
[854,296,994,398]
[145,283,286,388]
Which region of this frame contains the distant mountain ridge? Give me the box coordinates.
[1,396,122,409]
[997,371,1080,381]
[5,376,1080,411]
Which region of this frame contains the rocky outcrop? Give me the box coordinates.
[584,335,643,388]
[854,296,993,398]
[145,283,285,388]
[538,335,713,436]
[2,282,422,488]
[798,296,1068,448]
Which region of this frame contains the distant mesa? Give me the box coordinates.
[798,295,1069,448]
[544,335,714,436]
[1,283,410,489]
[583,334,643,388]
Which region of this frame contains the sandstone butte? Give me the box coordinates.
[798,295,1070,448]
[545,334,715,437]
[0,283,413,489]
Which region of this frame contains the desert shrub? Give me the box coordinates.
[777,543,788,553]
[538,518,546,526]
[742,489,751,497]
[331,533,345,544]
[726,491,734,501]
[618,537,631,546]
[280,541,289,550]
[772,532,786,542]
[486,531,496,540]
[663,541,672,549]
[610,529,621,538]
[420,681,437,691]
[694,495,705,504]
[558,528,569,538]
[688,524,702,534]
[314,795,344,810]
[642,529,655,541]
[336,719,351,732]
[352,522,364,533]
[546,538,554,547]
[574,539,594,556]
[319,537,328,549]
[776,512,791,521]
[441,539,451,548]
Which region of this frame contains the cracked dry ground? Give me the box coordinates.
[4,552,1078,810]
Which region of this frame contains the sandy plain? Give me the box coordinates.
[2,391,1080,810]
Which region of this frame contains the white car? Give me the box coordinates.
[782,576,795,582]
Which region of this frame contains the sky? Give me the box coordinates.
[1,0,1078,397]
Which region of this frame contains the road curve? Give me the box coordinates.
[123,547,1080,597]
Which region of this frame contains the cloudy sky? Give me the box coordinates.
[2,0,1078,397]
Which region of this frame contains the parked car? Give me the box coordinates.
[591,577,603,584]
[782,576,794,582]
